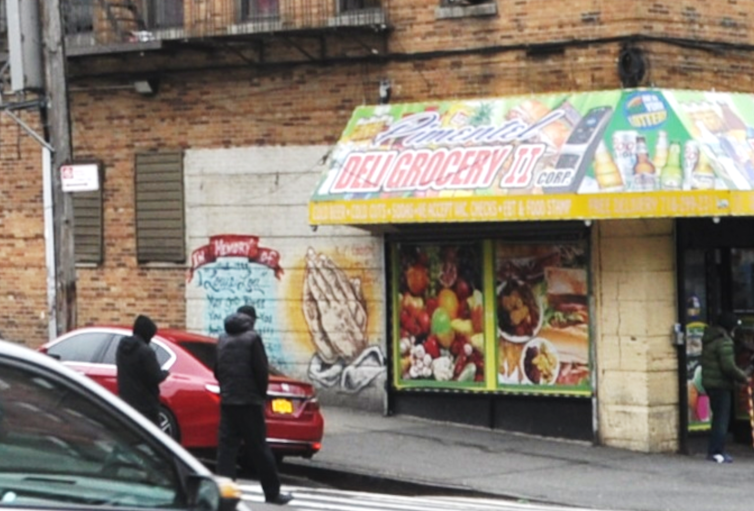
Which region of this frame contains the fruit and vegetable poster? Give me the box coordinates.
[395,243,487,388]
[495,243,591,394]
[311,88,754,226]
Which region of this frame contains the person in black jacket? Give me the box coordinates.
[215,305,292,506]
[116,315,169,425]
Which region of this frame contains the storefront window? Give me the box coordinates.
[683,250,711,431]
[732,249,754,313]
[495,243,590,394]
[731,249,754,424]
[681,246,754,431]
[683,249,709,431]
[393,239,592,396]
[394,242,486,388]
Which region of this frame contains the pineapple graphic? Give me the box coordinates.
[469,103,493,126]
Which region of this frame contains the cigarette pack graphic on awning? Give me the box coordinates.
[310,88,754,224]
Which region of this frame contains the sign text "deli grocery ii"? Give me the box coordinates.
[330,110,563,194]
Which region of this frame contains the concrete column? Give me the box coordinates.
[593,219,679,452]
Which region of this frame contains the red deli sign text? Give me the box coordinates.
[328,110,562,194]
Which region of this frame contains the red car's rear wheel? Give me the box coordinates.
[159,406,180,441]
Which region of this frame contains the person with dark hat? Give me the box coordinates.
[214,305,292,506]
[116,314,169,425]
[700,311,748,463]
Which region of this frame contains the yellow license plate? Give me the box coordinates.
[272,398,293,414]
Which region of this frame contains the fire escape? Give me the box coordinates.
[62,0,391,73]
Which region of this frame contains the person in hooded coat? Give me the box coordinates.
[214,305,292,506]
[700,311,748,463]
[116,315,169,425]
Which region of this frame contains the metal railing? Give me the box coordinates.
[62,0,388,48]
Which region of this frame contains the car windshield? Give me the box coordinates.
[0,360,187,508]
[177,340,284,376]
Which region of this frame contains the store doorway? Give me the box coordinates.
[678,218,754,454]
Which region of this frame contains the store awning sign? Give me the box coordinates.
[310,88,754,224]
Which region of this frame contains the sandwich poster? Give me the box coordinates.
[495,243,591,394]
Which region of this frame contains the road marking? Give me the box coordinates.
[238,483,613,511]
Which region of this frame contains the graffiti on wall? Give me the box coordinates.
[187,235,285,364]
[303,247,385,393]
[187,235,385,394]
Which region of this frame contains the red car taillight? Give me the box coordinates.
[304,397,320,413]
[205,383,221,404]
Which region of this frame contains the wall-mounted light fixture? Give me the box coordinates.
[134,78,159,96]
[617,45,646,88]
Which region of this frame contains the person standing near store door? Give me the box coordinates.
[116,314,169,425]
[214,305,293,506]
[701,311,749,463]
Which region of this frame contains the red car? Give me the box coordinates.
[38,326,324,464]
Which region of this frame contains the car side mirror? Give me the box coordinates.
[186,475,241,511]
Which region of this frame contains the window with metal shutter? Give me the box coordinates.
[73,189,103,264]
[134,151,185,263]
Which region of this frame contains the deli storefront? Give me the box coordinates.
[309,88,754,451]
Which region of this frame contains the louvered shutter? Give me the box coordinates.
[73,188,103,264]
[135,152,185,263]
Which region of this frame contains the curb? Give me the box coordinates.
[280,460,553,506]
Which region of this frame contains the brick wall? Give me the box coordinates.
[2,8,748,318]
[0,111,48,346]
[10,6,754,339]
[4,2,754,425]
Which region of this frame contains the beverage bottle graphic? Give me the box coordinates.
[691,149,716,190]
[660,142,683,190]
[683,140,700,187]
[653,131,668,169]
[611,130,638,189]
[593,140,624,191]
[720,101,747,141]
[695,121,722,155]
[632,136,657,190]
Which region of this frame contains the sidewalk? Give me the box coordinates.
[285,406,754,511]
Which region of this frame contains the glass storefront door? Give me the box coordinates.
[678,219,754,448]
[730,249,754,436]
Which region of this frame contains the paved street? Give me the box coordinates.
[238,482,612,511]
[280,406,754,511]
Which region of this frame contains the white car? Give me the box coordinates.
[0,338,245,511]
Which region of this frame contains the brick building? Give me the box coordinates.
[2,0,754,453]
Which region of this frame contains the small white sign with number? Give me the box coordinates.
[61,163,99,192]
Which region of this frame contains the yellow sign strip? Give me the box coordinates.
[731,191,754,215]
[310,190,733,225]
